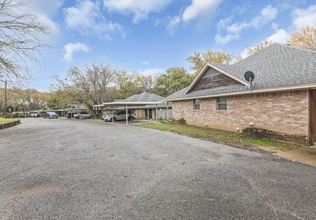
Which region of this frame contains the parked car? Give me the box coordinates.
[101,115,108,120]
[104,110,136,122]
[65,112,76,119]
[43,112,58,119]
[74,112,92,119]
[31,113,40,118]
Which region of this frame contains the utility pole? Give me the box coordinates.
[5,80,7,119]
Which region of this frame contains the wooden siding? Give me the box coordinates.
[191,72,242,92]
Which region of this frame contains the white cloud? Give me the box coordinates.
[216,5,278,44]
[271,22,278,30]
[64,0,123,36]
[241,48,250,59]
[27,0,63,34]
[64,43,91,61]
[182,0,222,31]
[166,16,181,36]
[268,29,290,43]
[182,0,222,21]
[141,61,150,65]
[215,33,239,44]
[227,5,278,34]
[28,0,64,16]
[37,14,59,34]
[103,0,172,24]
[292,4,316,30]
[139,68,165,76]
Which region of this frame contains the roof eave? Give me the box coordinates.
[101,101,163,106]
[163,82,316,101]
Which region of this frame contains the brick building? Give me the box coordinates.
[101,92,172,120]
[163,44,316,145]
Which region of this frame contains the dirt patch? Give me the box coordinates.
[243,127,309,146]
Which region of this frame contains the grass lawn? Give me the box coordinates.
[87,119,103,122]
[138,123,304,151]
[0,118,18,124]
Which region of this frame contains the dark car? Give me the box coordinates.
[43,112,58,119]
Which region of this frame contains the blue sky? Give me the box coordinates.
[26,0,316,90]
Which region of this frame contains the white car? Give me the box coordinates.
[74,112,92,119]
[104,110,136,122]
[31,113,40,118]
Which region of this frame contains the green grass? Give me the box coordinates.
[137,123,301,151]
[87,119,103,122]
[0,118,18,124]
[142,119,166,122]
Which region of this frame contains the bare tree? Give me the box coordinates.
[54,62,116,117]
[0,0,53,81]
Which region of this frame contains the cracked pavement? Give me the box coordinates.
[0,118,316,219]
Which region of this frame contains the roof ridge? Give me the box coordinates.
[233,43,279,66]
[275,42,316,54]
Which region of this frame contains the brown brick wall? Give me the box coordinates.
[136,109,147,119]
[172,90,309,139]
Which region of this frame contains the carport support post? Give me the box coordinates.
[137,106,139,121]
[147,109,149,119]
[156,104,157,122]
[126,105,128,125]
[167,101,169,121]
[112,106,113,123]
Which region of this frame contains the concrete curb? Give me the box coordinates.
[0,120,20,130]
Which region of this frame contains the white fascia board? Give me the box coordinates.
[101,101,162,106]
[164,82,316,101]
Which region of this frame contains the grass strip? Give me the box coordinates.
[87,119,103,122]
[137,123,304,151]
[0,118,18,124]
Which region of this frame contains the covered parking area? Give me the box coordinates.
[94,92,170,125]
[95,102,162,125]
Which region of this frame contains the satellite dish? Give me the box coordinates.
[244,71,255,82]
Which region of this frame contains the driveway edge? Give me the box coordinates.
[0,120,20,130]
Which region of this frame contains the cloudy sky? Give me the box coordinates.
[26,0,316,90]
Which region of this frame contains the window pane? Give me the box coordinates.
[218,104,227,110]
[194,104,200,110]
[218,97,227,103]
[194,99,200,110]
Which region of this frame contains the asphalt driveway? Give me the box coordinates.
[0,118,316,219]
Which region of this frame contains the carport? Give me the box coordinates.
[94,92,164,125]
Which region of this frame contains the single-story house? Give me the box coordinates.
[163,43,316,145]
[102,92,172,120]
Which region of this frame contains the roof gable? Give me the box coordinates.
[184,64,249,95]
[190,67,243,93]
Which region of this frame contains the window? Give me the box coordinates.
[217,97,227,110]
[194,99,200,110]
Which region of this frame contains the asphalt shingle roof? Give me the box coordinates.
[122,92,164,102]
[104,92,172,109]
[164,43,316,101]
